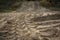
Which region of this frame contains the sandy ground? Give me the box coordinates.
[0,10,60,40]
[0,1,60,40]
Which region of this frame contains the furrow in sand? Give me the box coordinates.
[34,19,60,25]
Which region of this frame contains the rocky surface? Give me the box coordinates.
[0,1,60,40]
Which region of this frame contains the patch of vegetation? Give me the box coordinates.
[40,0,60,6]
[40,0,60,9]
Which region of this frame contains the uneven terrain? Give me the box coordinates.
[0,1,60,40]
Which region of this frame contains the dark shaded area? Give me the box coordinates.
[0,0,60,12]
[0,32,7,40]
[0,37,6,40]
[0,0,22,12]
[42,38,49,40]
[41,0,60,7]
